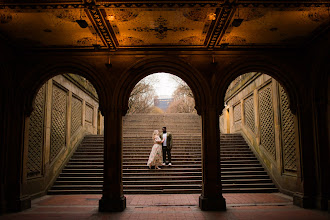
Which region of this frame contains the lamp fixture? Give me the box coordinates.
[76,8,88,28]
[107,15,115,21]
[208,13,216,21]
[76,20,88,28]
[232,18,243,27]
[105,53,112,68]
[220,43,229,49]
[232,7,243,27]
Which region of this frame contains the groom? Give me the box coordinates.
[160,126,173,166]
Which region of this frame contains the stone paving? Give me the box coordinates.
[1,193,329,220]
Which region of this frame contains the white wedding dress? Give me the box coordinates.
[147,136,163,167]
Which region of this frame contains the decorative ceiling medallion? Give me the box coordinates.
[128,16,192,40]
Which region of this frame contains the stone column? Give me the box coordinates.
[99,106,126,212]
[199,105,226,211]
[1,88,31,212]
[293,90,317,208]
[272,81,282,172]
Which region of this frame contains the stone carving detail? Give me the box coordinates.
[50,84,67,162]
[234,103,241,122]
[279,85,297,172]
[27,85,45,178]
[71,96,82,136]
[244,95,255,133]
[128,16,192,40]
[85,104,93,124]
[259,84,275,159]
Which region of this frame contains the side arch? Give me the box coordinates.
[113,56,210,115]
[21,59,110,117]
[214,57,300,115]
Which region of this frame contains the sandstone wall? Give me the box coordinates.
[23,74,100,198]
[220,73,300,195]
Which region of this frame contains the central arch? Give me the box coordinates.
[113,57,210,115]
[99,56,228,211]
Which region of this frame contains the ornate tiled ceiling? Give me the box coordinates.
[0,9,106,48]
[103,8,217,47]
[0,1,329,50]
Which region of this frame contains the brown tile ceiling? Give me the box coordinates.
[0,1,329,51]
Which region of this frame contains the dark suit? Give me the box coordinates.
[160,132,172,164]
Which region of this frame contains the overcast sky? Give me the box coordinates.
[143,72,182,98]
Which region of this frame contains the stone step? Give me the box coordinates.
[49,129,278,195]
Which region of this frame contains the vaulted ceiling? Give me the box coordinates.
[0,1,329,51]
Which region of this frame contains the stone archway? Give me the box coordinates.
[212,58,318,208]
[99,56,226,211]
[5,60,109,212]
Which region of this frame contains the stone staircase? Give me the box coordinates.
[48,113,277,194]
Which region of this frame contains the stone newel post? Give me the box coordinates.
[99,106,126,212]
[199,105,226,211]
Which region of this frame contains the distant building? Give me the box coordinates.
[154,96,173,111]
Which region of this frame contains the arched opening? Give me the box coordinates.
[219,72,300,197]
[23,73,103,198]
[122,72,201,203]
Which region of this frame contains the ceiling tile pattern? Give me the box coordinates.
[220,7,330,47]
[0,1,329,50]
[104,8,217,47]
[0,9,105,48]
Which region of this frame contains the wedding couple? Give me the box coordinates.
[147,127,172,169]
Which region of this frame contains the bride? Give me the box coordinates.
[147,130,164,169]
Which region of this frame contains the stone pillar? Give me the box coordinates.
[293,90,317,208]
[272,81,282,172]
[99,106,126,212]
[44,80,52,168]
[199,105,226,211]
[1,88,31,212]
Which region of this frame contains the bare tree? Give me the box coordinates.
[127,77,158,114]
[167,77,195,113]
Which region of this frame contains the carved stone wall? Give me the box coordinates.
[234,103,241,122]
[50,84,67,162]
[259,83,276,160]
[221,73,300,195]
[71,95,82,136]
[85,103,93,124]
[244,94,255,133]
[25,75,99,198]
[279,85,297,173]
[27,85,45,178]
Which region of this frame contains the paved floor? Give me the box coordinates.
[1,193,329,219]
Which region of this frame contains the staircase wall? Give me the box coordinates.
[220,73,301,196]
[23,75,100,199]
